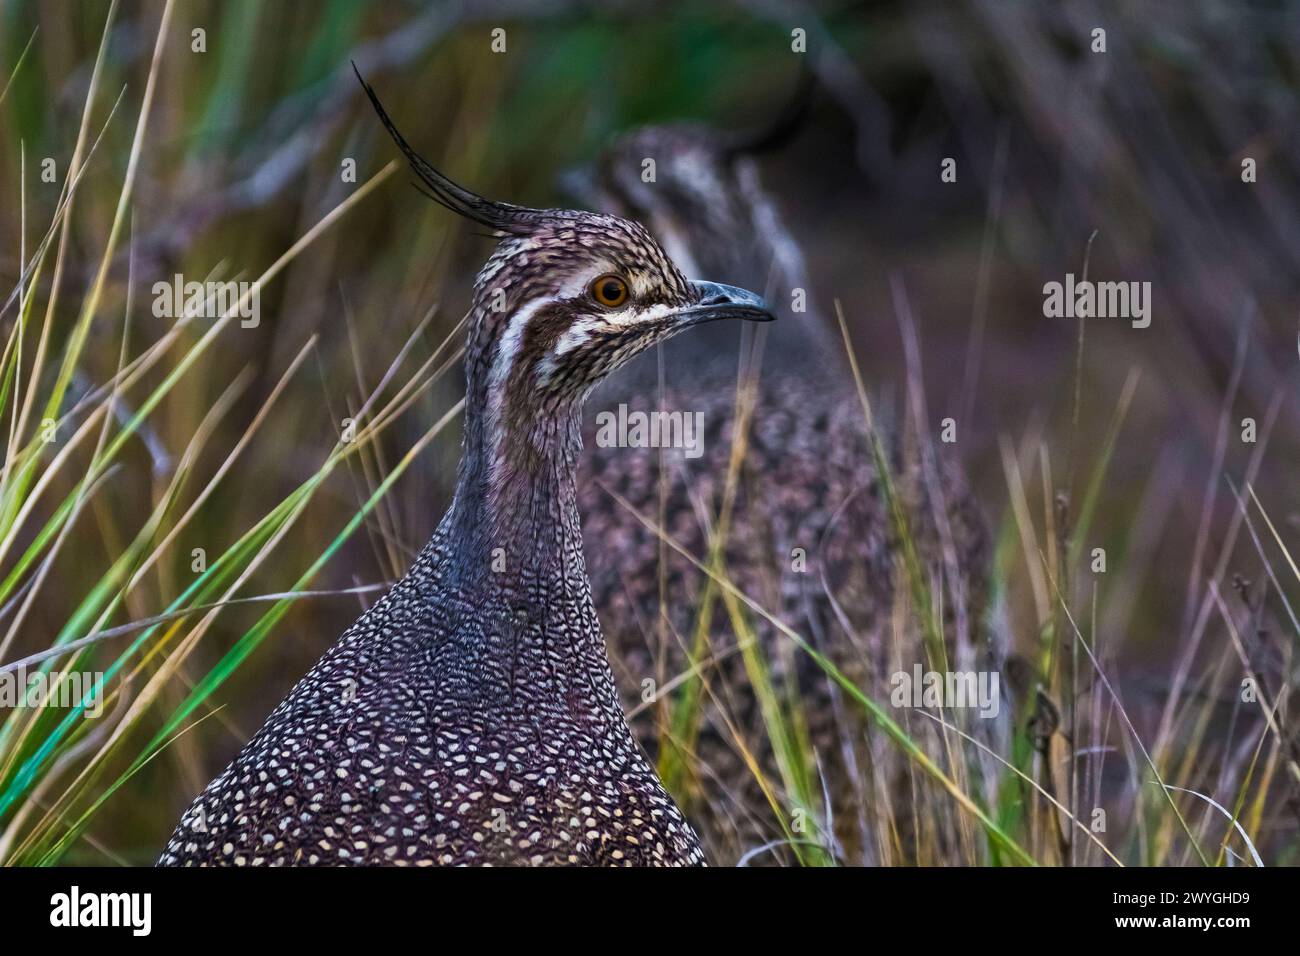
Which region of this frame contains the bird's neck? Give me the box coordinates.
[421,368,626,727]
[446,400,585,571]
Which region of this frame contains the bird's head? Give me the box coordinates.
[357,70,774,434]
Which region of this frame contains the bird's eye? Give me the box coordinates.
[590,274,629,308]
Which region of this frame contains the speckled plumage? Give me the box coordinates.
[159,79,776,868]
[159,466,703,867]
[572,123,995,863]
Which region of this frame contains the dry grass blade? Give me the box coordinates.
[1042,551,1210,865]
[1159,784,1263,867]
[914,708,1123,866]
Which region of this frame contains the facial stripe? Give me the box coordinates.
[551,301,677,359]
[485,297,547,442]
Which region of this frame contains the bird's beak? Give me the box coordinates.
[673,280,776,326]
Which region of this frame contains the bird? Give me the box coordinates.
[567,110,995,863]
[157,71,776,867]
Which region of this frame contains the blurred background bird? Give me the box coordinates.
[565,79,995,865]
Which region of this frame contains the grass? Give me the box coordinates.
[0,2,470,863]
[614,289,1292,866]
[0,2,1295,867]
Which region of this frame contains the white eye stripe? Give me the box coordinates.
[553,317,601,356]
[601,301,675,328]
[552,302,675,357]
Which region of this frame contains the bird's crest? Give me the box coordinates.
[354,63,549,236]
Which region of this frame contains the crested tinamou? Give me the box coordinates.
[159,72,782,868]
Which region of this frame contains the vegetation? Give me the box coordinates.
[0,1,1295,866]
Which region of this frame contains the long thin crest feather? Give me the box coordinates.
[353,63,542,236]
